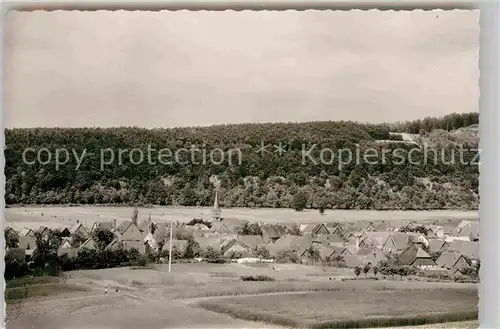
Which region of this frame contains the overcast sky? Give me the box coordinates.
[3,10,479,128]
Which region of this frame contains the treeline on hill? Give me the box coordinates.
[4,112,479,210]
[389,112,479,134]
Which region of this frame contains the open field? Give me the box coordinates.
[6,262,478,329]
[5,276,88,303]
[198,290,477,328]
[4,206,479,230]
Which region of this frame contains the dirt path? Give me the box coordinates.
[6,277,288,329]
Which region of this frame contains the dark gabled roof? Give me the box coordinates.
[428,239,448,252]
[261,224,287,239]
[137,219,154,232]
[221,239,250,254]
[237,235,265,250]
[362,232,392,247]
[266,234,313,256]
[311,223,330,235]
[37,225,49,234]
[437,251,464,269]
[399,245,434,266]
[372,222,395,232]
[115,220,134,235]
[70,223,89,235]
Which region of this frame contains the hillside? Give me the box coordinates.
[4,112,479,210]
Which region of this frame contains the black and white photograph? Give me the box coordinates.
[3,8,480,329]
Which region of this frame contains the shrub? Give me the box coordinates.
[240,275,275,282]
[275,249,300,264]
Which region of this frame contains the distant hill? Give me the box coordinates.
[4,112,479,210]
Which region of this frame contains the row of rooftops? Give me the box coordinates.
[5,214,479,272]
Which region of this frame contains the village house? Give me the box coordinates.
[57,237,78,258]
[427,225,444,238]
[91,220,115,233]
[326,222,345,235]
[428,239,449,253]
[383,232,429,253]
[357,246,387,264]
[196,236,225,253]
[311,223,331,235]
[210,222,232,234]
[265,234,313,258]
[237,235,266,251]
[18,228,37,253]
[440,226,462,238]
[300,244,335,263]
[300,224,316,235]
[138,217,156,237]
[436,251,472,273]
[398,245,436,268]
[260,224,287,243]
[70,223,90,239]
[221,239,253,257]
[144,223,168,254]
[113,220,145,253]
[359,232,392,249]
[458,222,479,242]
[447,240,479,260]
[80,237,98,250]
[5,226,19,239]
[37,225,50,239]
[372,221,396,232]
[350,221,375,232]
[315,233,344,245]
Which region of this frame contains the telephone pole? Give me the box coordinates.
[168,221,173,274]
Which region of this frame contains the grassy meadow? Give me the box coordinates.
[5,205,479,230]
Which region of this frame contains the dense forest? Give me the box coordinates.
[4,112,479,210]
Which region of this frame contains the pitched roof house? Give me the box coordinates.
[80,237,98,250]
[37,225,50,237]
[458,222,479,241]
[428,239,449,253]
[18,234,37,251]
[5,226,20,238]
[436,251,472,272]
[372,222,396,232]
[57,238,78,258]
[211,222,232,234]
[70,223,90,239]
[260,224,287,243]
[447,240,479,260]
[350,221,375,232]
[114,220,143,241]
[311,223,331,235]
[237,235,265,251]
[383,232,429,253]
[398,245,436,267]
[91,221,114,232]
[357,246,388,264]
[360,232,392,249]
[266,234,313,257]
[19,227,35,237]
[221,239,252,257]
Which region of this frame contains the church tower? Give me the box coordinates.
[212,191,222,221]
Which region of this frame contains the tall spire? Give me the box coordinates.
[212,191,221,220]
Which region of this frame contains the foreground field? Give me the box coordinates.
[6,263,478,329]
[198,290,477,328]
[5,206,479,230]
